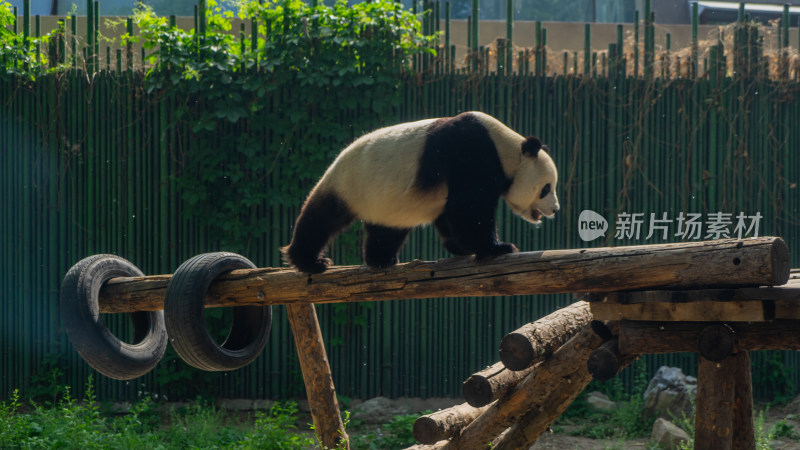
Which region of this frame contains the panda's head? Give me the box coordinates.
[504,136,560,224]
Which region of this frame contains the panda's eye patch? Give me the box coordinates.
[539,183,551,199]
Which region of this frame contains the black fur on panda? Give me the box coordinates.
[282,111,560,274]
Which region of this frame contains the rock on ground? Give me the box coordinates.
[651,417,691,448]
[352,396,412,424]
[586,391,616,411]
[643,366,697,419]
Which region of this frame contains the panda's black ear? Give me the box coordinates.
[521,136,542,157]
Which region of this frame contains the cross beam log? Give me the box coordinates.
[412,403,492,445]
[98,238,789,313]
[618,320,800,355]
[498,301,593,371]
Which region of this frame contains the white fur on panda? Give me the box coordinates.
[311,111,559,229]
[312,118,444,228]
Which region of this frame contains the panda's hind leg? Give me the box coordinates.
[282,191,354,274]
[433,215,470,256]
[363,224,411,269]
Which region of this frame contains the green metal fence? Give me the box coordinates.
[2,0,800,402]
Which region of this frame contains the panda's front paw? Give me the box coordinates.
[476,242,519,260]
[294,257,333,274]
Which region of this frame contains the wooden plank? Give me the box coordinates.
[97,238,790,313]
[598,280,800,304]
[590,301,765,322]
[286,303,348,450]
[774,299,800,319]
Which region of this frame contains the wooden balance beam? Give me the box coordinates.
[90,237,789,449]
[98,237,789,313]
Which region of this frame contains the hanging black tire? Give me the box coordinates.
[164,252,272,371]
[60,255,168,380]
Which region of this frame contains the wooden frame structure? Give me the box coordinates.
[588,269,800,449]
[77,237,794,448]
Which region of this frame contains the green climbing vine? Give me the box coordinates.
[130,0,436,252]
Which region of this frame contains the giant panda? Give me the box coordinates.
[282,111,560,274]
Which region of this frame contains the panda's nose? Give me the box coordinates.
[552,204,560,213]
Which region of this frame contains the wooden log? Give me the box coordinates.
[696,323,736,362]
[732,351,756,450]
[586,337,624,381]
[499,301,592,371]
[441,325,604,449]
[462,362,535,407]
[492,353,637,449]
[618,320,800,355]
[286,303,348,450]
[590,300,767,322]
[413,402,491,444]
[695,355,735,449]
[97,238,789,313]
[590,319,618,340]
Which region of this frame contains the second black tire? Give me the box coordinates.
[164,252,272,371]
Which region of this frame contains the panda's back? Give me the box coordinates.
[315,112,523,229]
[321,118,448,228]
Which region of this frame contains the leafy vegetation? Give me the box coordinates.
[0,0,53,78]
[0,378,429,449]
[346,411,421,449]
[556,360,654,440]
[123,0,436,253]
[770,415,800,440]
[0,380,316,448]
[753,351,797,405]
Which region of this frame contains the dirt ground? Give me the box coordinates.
[530,432,649,449]
[526,398,800,450]
[219,394,800,448]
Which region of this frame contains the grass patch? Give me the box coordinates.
[347,412,421,449]
[0,378,426,450]
[0,378,316,449]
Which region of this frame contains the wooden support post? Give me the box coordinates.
[286,303,348,450]
[695,355,735,449]
[98,238,790,313]
[499,301,592,371]
[733,351,756,450]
